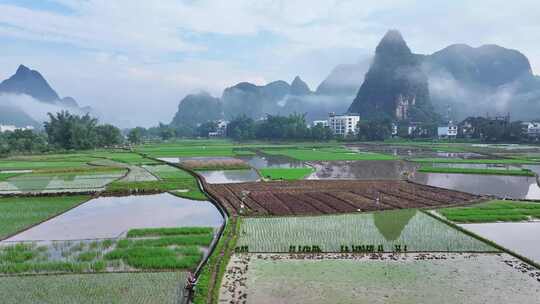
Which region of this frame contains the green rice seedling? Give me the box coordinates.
[440,200,540,223]
[174,246,202,256]
[91,260,106,272]
[237,211,495,253]
[88,241,99,250]
[0,272,186,303]
[100,239,113,249]
[0,196,89,239]
[126,227,214,238]
[259,168,314,180]
[76,251,99,262]
[125,234,213,248]
[126,255,200,270]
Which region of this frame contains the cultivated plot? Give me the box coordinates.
[221,253,540,304]
[236,210,494,253]
[0,271,186,304]
[5,193,223,241]
[0,196,90,240]
[206,180,482,216]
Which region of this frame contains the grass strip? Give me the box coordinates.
[259,168,314,180]
[127,227,214,238]
[418,165,535,176]
[262,147,397,161]
[410,158,538,164]
[439,200,540,223]
[193,217,239,304]
[117,234,213,248]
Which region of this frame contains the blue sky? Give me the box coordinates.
[0,0,539,126]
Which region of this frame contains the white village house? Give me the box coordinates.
[327,113,360,136]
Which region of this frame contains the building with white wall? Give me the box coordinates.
[328,113,360,136]
[438,122,458,138]
[311,120,329,128]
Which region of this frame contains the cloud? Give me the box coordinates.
[0,0,539,127]
[0,93,90,124]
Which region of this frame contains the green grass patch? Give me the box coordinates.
[118,234,213,248]
[193,218,239,304]
[127,227,214,238]
[440,200,540,223]
[418,165,535,176]
[259,168,314,180]
[106,164,207,200]
[0,196,89,239]
[0,272,187,303]
[410,158,538,164]
[262,147,397,161]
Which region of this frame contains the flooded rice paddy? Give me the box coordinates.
[221,253,540,304]
[411,173,540,199]
[238,155,305,169]
[307,160,418,180]
[198,169,260,184]
[347,144,487,159]
[4,193,223,241]
[460,222,540,264]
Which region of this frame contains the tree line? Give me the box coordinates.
[1,111,123,156]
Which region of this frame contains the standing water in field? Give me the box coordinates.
[307,160,419,180]
[238,155,305,169]
[411,173,540,199]
[198,169,260,184]
[460,222,540,264]
[4,193,223,241]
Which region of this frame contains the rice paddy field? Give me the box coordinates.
[106,164,206,200]
[236,210,494,253]
[0,271,186,304]
[0,227,215,275]
[261,147,397,161]
[259,168,315,180]
[0,196,89,240]
[440,200,540,223]
[0,170,126,194]
[2,140,540,303]
[220,253,540,304]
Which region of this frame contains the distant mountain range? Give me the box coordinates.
[171,30,540,126]
[0,65,93,128]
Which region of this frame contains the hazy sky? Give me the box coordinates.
[0,0,539,127]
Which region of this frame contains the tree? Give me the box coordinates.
[128,127,144,144]
[197,121,218,137]
[96,124,122,147]
[44,111,98,150]
[226,115,256,140]
[357,119,392,141]
[0,129,47,155]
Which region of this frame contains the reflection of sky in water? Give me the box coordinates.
[5,193,223,241]
[198,169,260,184]
[460,222,540,264]
[412,173,540,199]
[239,156,305,169]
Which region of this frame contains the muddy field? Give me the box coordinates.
[205,180,483,216]
[220,253,540,304]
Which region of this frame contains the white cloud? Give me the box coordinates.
[0,0,539,127]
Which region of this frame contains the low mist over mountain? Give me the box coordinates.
[170,30,540,128]
[315,59,371,97]
[423,44,540,120]
[170,92,222,128]
[0,65,95,127]
[348,30,436,122]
